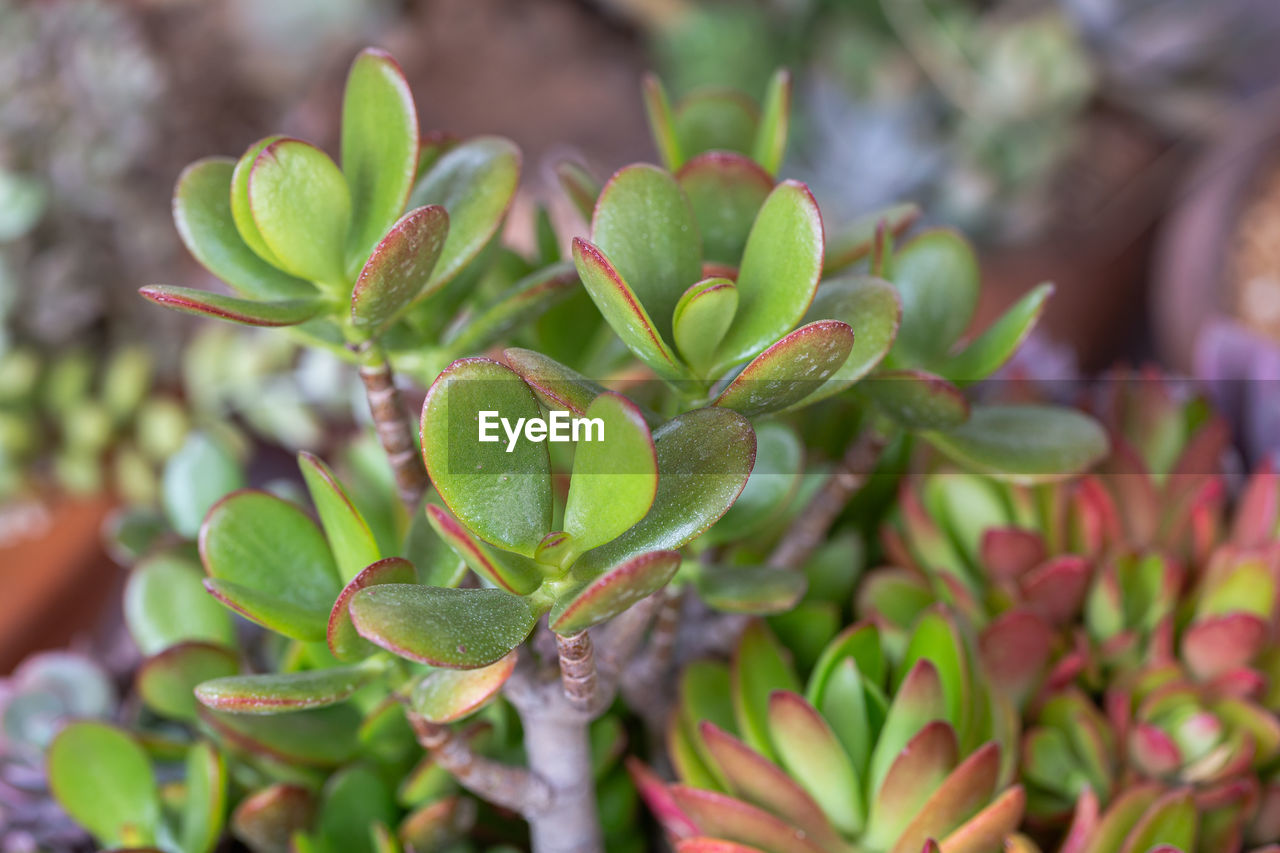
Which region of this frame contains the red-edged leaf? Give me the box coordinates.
[714,320,854,416]
[866,721,959,847]
[139,286,324,327]
[1182,612,1270,681]
[425,505,544,595]
[195,666,375,714]
[411,651,516,723]
[668,786,828,853]
[979,609,1053,705]
[678,840,768,853]
[550,550,682,634]
[231,785,316,853]
[980,528,1046,582]
[889,742,1002,853]
[677,152,774,264]
[862,369,969,429]
[935,786,1025,853]
[136,642,239,722]
[824,204,921,274]
[328,557,417,661]
[1019,556,1091,627]
[627,758,700,840]
[350,205,449,335]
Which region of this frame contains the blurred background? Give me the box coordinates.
[3,0,1280,839]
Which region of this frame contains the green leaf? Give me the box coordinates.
[865,721,958,847]
[48,723,159,847]
[139,285,324,328]
[556,158,602,221]
[575,408,756,575]
[420,358,552,556]
[409,136,521,288]
[162,431,245,539]
[924,404,1109,484]
[591,163,702,347]
[328,556,418,661]
[673,90,759,158]
[317,765,398,853]
[550,550,682,634]
[411,652,517,723]
[751,69,791,175]
[298,451,382,583]
[230,785,316,853]
[731,622,801,762]
[791,275,901,407]
[232,137,286,269]
[572,237,686,380]
[196,666,375,714]
[137,642,239,722]
[769,690,862,836]
[425,505,544,594]
[668,787,828,853]
[172,157,311,299]
[199,704,361,767]
[824,203,920,274]
[641,74,683,171]
[563,392,658,556]
[673,277,738,375]
[442,262,579,354]
[503,347,616,418]
[349,585,539,668]
[867,660,947,798]
[341,48,419,272]
[714,320,854,417]
[124,553,236,656]
[862,369,970,430]
[713,181,823,373]
[350,205,449,335]
[707,421,801,544]
[677,153,773,264]
[248,139,352,288]
[199,490,343,640]
[180,741,227,853]
[889,229,980,365]
[942,284,1053,384]
[695,565,807,614]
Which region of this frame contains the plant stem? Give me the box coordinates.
[556,632,600,713]
[352,340,428,511]
[521,709,602,853]
[407,715,548,814]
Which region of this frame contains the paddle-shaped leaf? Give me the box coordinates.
[442,262,579,354]
[556,158,602,221]
[199,704,361,767]
[124,554,235,656]
[707,421,802,543]
[942,284,1053,384]
[196,666,375,714]
[341,48,419,271]
[868,660,948,799]
[865,721,958,847]
[411,652,517,723]
[575,408,755,575]
[503,347,615,418]
[824,203,920,274]
[924,404,1109,484]
[695,565,807,614]
[231,785,316,853]
[713,181,823,374]
[420,358,552,556]
[790,275,901,407]
[140,285,324,328]
[752,70,791,175]
[199,490,343,641]
[889,229,980,365]
[162,431,246,539]
[181,741,226,853]
[137,642,239,722]
[172,158,311,299]
[248,139,351,288]
[674,277,738,375]
[550,550,682,634]
[769,690,863,836]
[592,163,702,346]
[674,91,759,158]
[714,320,853,416]
[642,74,683,171]
[328,557,417,661]
[298,452,381,583]
[563,392,658,557]
[49,723,159,847]
[408,136,520,288]
[862,369,969,430]
[669,786,827,853]
[678,153,773,264]
[731,622,801,762]
[350,205,449,335]
[232,137,285,268]
[315,765,398,853]
[349,585,539,668]
[425,505,544,594]
[890,742,1001,853]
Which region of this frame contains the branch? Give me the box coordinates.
[555,632,599,713]
[769,431,884,570]
[352,341,428,510]
[619,587,684,732]
[408,714,550,815]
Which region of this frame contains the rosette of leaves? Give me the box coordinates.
[635,612,1025,853]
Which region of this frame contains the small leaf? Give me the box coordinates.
[695,565,807,614]
[677,153,773,264]
[411,652,517,723]
[941,284,1053,384]
[924,404,1109,484]
[180,741,227,853]
[328,556,418,661]
[550,550,682,634]
[867,660,947,798]
[161,431,245,539]
[573,237,687,380]
[751,69,791,175]
[349,584,539,668]
[350,205,449,335]
[196,666,375,714]
[124,554,236,656]
[49,724,159,847]
[232,785,315,853]
[642,74,683,171]
[791,275,901,407]
[824,203,920,274]
[714,320,854,417]
[420,358,552,556]
[341,48,419,271]
[299,451,382,583]
[935,784,1025,853]
[707,421,802,543]
[316,766,398,853]
[673,91,759,158]
[248,139,352,287]
[769,690,863,836]
[592,163,702,347]
[425,505,544,594]
[199,490,343,641]
[139,286,324,327]
[890,742,1000,853]
[865,721,958,847]
[503,347,617,418]
[732,622,802,761]
[889,229,980,365]
[563,392,658,556]
[199,704,362,767]
[232,137,286,268]
[862,369,970,429]
[713,181,824,373]
[574,408,755,575]
[408,136,521,288]
[172,157,311,299]
[673,277,738,374]
[556,158,602,221]
[441,262,579,354]
[668,786,827,853]
[137,642,239,722]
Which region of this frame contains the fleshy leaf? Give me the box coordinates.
[677,153,773,264]
[420,358,552,556]
[791,275,901,407]
[695,565,807,614]
[862,370,970,429]
[298,452,381,584]
[441,262,579,354]
[247,139,351,288]
[769,690,863,836]
[550,550,682,634]
[563,392,658,557]
[942,284,1053,384]
[349,584,539,668]
[328,557,418,661]
[713,181,823,373]
[231,785,316,853]
[425,506,544,594]
[196,666,375,714]
[924,404,1109,484]
[172,157,311,299]
[204,580,329,642]
[137,642,239,722]
[199,704,361,767]
[231,137,285,268]
[341,48,419,271]
[936,786,1026,853]
[139,286,324,327]
[890,229,980,365]
[574,408,755,575]
[408,136,521,288]
[350,205,449,335]
[866,721,958,847]
[673,277,739,375]
[48,723,159,847]
[731,622,802,762]
[316,766,398,853]
[181,741,226,853]
[556,158,602,221]
[668,786,827,853]
[503,347,616,418]
[161,431,246,540]
[124,554,236,656]
[642,74,684,171]
[751,69,791,175]
[824,203,921,274]
[890,742,1001,853]
[411,651,517,723]
[714,320,853,416]
[673,90,759,158]
[868,660,948,798]
[707,421,802,543]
